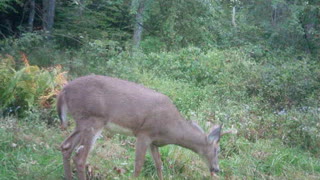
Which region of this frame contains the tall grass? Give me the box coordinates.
[0,117,319,179]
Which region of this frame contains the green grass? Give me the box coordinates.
[221,138,320,179]
[0,118,64,180]
[0,117,319,180]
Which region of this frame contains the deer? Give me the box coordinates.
[57,75,235,180]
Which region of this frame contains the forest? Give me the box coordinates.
[0,0,320,179]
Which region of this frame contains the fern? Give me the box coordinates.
[0,54,67,116]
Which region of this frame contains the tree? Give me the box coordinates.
[299,1,320,54]
[42,0,56,34]
[142,0,216,49]
[132,0,147,49]
[27,0,35,32]
[0,0,17,13]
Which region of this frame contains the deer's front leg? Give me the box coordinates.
[134,134,151,177]
[150,144,163,180]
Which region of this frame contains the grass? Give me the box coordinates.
[0,117,64,180]
[0,116,319,180]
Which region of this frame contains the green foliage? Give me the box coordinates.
[278,109,320,154]
[0,0,320,179]
[104,47,319,110]
[0,32,45,54]
[0,54,66,116]
[135,47,227,86]
[204,0,320,56]
[140,37,166,54]
[102,47,320,154]
[0,55,15,111]
[1,0,320,56]
[0,0,21,13]
[54,0,132,48]
[144,0,216,49]
[221,138,320,179]
[247,59,320,108]
[138,73,208,117]
[0,45,319,179]
[0,118,64,179]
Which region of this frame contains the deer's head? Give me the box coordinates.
[204,124,223,176]
[190,122,236,176]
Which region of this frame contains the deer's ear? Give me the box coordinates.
[207,124,223,144]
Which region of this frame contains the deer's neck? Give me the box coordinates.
[170,120,208,155]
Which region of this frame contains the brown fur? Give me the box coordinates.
[58,75,229,180]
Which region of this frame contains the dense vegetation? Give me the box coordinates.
[0,0,319,179]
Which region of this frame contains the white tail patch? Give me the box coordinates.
[60,102,68,128]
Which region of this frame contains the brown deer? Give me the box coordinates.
[57,75,235,180]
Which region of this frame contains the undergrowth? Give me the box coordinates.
[0,45,319,179]
[0,54,67,117]
[0,117,319,179]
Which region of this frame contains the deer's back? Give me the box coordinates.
[62,75,182,135]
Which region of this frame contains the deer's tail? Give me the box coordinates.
[57,90,68,129]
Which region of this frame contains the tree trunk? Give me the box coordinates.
[303,23,313,54]
[42,0,48,30]
[232,6,237,27]
[271,7,277,26]
[78,0,85,16]
[42,0,56,34]
[28,0,35,32]
[133,0,145,49]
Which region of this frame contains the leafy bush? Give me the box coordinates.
[105,47,319,154]
[136,47,225,86]
[277,108,320,154]
[105,47,319,110]
[140,37,166,54]
[247,60,320,108]
[0,55,15,109]
[0,53,67,117]
[0,32,45,54]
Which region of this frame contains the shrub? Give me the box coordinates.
[0,32,45,54]
[138,47,226,86]
[0,53,67,117]
[247,60,320,108]
[140,37,166,54]
[106,47,320,110]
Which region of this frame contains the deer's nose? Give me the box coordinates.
[210,167,220,173]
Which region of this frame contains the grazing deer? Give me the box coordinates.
[57,75,235,180]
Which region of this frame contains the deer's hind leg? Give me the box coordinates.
[61,130,81,180]
[61,117,104,180]
[72,120,103,180]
